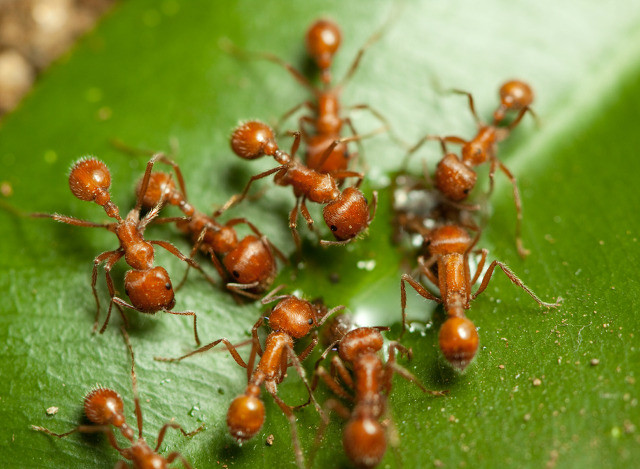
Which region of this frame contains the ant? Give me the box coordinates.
[307,315,447,468]
[400,224,561,371]
[404,80,537,258]
[134,153,286,300]
[225,17,396,175]
[32,328,203,468]
[216,120,377,247]
[32,156,213,344]
[156,287,345,468]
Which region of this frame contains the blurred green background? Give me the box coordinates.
[0,1,639,468]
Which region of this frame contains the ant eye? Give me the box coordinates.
[364,197,368,205]
[463,188,470,194]
[330,225,338,232]
[308,318,314,325]
[233,270,240,278]
[165,283,172,290]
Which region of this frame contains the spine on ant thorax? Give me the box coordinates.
[253,332,294,382]
[438,253,469,314]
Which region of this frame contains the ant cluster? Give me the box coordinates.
[30,15,561,469]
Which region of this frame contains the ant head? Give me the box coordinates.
[438,315,479,371]
[434,153,478,201]
[124,266,175,313]
[226,386,265,443]
[230,121,278,160]
[343,417,387,468]
[338,327,384,362]
[69,157,112,206]
[428,225,472,256]
[494,79,534,123]
[306,19,342,72]
[323,187,371,241]
[84,387,125,427]
[268,296,317,338]
[136,171,176,210]
[222,235,276,287]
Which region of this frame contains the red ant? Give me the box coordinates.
[307,315,447,468]
[156,288,344,468]
[32,328,203,468]
[134,153,286,300]
[216,120,377,247]
[225,18,395,174]
[405,80,537,258]
[400,224,561,370]
[32,156,212,344]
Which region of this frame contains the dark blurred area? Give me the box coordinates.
[0,0,114,116]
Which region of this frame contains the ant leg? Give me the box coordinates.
[226,281,262,299]
[400,274,442,337]
[313,365,352,401]
[103,297,134,334]
[317,304,346,326]
[505,106,538,131]
[308,399,351,468]
[151,240,217,286]
[450,89,481,125]
[155,337,249,367]
[330,170,365,187]
[120,328,144,440]
[348,103,410,149]
[154,422,204,452]
[299,198,314,231]
[469,249,488,286]
[472,260,562,308]
[402,134,448,169]
[266,384,306,469]
[31,424,110,438]
[288,198,302,249]
[260,284,289,304]
[274,101,312,134]
[496,160,530,258]
[226,218,288,263]
[30,212,116,229]
[386,342,448,396]
[284,344,325,420]
[330,355,355,391]
[165,452,193,469]
[295,332,318,365]
[114,461,131,469]
[91,250,122,332]
[214,165,286,216]
[220,38,315,94]
[162,309,200,345]
[417,255,438,285]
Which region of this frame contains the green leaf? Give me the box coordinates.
[1,1,639,468]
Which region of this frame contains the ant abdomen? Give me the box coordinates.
[124,267,175,313]
[323,187,370,241]
[231,121,277,160]
[83,387,125,427]
[226,385,265,443]
[343,417,387,469]
[494,79,534,122]
[434,153,477,201]
[305,19,342,71]
[68,157,112,206]
[438,316,479,371]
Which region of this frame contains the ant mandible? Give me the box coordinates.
[405,80,537,258]
[32,156,212,344]
[156,287,345,468]
[134,154,286,299]
[217,120,377,247]
[32,328,203,469]
[226,18,395,174]
[400,224,560,370]
[307,317,447,468]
